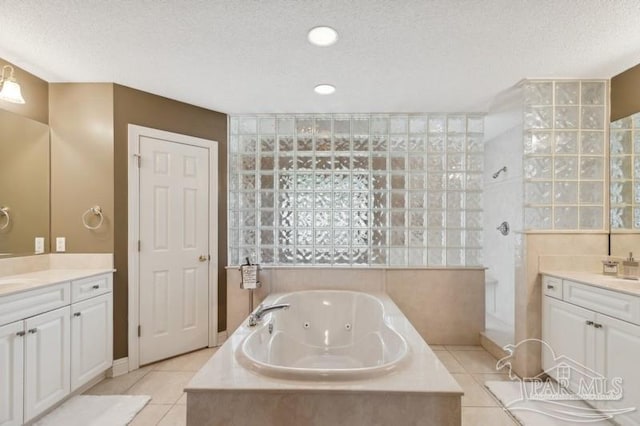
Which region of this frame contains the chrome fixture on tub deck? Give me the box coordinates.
[248,303,290,326]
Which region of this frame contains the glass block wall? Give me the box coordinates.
[228,114,484,266]
[522,80,608,230]
[610,111,640,230]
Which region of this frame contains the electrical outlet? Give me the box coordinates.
[56,237,66,252]
[35,237,45,254]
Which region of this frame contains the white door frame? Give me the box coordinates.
[127,124,218,371]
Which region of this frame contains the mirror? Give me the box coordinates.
[0,108,50,256]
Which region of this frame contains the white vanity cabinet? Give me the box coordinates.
[71,293,113,390]
[542,274,640,426]
[0,321,24,426]
[0,271,113,425]
[24,306,71,422]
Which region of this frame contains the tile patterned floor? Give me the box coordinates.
[85,345,517,425]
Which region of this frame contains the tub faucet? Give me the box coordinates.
[248,303,290,326]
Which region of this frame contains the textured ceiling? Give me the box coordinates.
[0,0,639,114]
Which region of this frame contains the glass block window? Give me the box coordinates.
[229,114,484,267]
[523,80,607,230]
[610,112,640,230]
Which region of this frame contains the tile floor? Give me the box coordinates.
[84,345,517,425]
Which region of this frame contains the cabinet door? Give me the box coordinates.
[0,322,24,426]
[24,306,70,422]
[71,293,113,390]
[595,313,640,426]
[542,296,595,392]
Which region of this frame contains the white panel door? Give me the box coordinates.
[542,296,595,392]
[24,306,70,422]
[139,135,210,365]
[0,321,24,426]
[71,293,113,391]
[595,313,640,426]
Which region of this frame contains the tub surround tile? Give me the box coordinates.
[188,392,460,426]
[188,292,462,425]
[191,292,462,394]
[386,269,485,345]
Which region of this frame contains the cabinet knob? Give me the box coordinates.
[585,320,594,326]
[594,323,603,329]
[28,328,37,334]
[73,312,82,317]
[547,284,555,289]
[92,284,100,289]
[16,331,25,337]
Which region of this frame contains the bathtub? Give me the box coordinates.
[186,289,463,426]
[235,290,409,380]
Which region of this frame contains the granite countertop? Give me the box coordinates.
[0,268,115,297]
[541,270,640,297]
[186,292,463,395]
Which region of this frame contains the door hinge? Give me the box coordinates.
[134,153,141,168]
[137,240,141,252]
[138,325,141,337]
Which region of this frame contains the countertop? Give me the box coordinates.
[186,292,463,395]
[541,270,640,297]
[0,268,115,297]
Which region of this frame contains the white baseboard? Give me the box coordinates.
[216,331,228,346]
[108,357,130,378]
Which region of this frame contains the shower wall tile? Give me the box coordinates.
[610,111,640,230]
[523,80,608,231]
[229,114,484,266]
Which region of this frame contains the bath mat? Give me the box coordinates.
[485,381,622,425]
[34,395,150,426]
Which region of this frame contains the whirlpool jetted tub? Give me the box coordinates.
[235,290,409,380]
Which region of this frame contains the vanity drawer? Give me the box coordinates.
[71,274,112,303]
[563,280,640,325]
[542,275,563,299]
[0,282,71,326]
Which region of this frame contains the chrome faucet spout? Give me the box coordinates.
[248,303,290,326]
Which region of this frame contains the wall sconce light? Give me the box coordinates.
[0,65,26,104]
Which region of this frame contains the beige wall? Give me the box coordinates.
[49,84,115,253]
[226,268,485,346]
[611,62,640,122]
[112,84,227,358]
[0,58,49,124]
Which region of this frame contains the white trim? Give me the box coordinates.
[108,358,130,378]
[128,124,219,371]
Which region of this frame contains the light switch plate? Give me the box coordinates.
[56,237,66,252]
[35,237,45,254]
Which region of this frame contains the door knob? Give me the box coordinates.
[199,255,209,262]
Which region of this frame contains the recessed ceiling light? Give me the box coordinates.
[314,84,335,95]
[308,26,338,47]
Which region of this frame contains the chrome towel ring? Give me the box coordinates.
[0,207,9,230]
[82,206,104,230]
